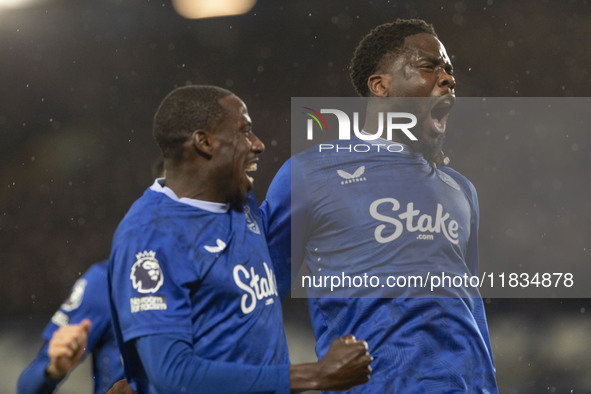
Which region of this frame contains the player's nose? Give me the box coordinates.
[250,132,265,154]
[438,69,456,93]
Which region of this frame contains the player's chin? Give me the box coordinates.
[229,197,246,212]
[407,132,445,163]
[229,183,250,212]
[420,135,446,164]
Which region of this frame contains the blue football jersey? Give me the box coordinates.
[18,261,123,394]
[263,138,498,393]
[109,181,289,393]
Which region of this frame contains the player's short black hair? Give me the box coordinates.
[349,18,437,97]
[153,85,233,159]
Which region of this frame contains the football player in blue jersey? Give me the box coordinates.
[18,160,165,394]
[108,85,372,394]
[17,261,125,394]
[263,19,498,393]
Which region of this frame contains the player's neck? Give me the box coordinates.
[162,169,220,202]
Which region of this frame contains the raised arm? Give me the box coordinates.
[17,320,91,394]
[45,319,91,379]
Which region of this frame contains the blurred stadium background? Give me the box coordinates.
[1,0,590,392]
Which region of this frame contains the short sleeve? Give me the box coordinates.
[109,228,196,343]
[42,262,111,351]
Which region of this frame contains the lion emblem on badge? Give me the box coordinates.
[130,250,164,293]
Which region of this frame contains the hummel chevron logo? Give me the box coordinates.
[204,239,227,253]
[337,166,366,185]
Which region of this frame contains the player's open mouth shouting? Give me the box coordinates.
[245,159,258,186]
[430,95,455,135]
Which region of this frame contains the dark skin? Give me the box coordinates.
[106,338,371,393]
[164,94,263,210]
[163,94,372,391]
[364,33,456,166]
[106,379,136,394]
[290,334,372,392]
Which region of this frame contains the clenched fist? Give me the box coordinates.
[45,319,91,379]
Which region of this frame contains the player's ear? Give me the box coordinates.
[367,74,390,97]
[192,130,214,158]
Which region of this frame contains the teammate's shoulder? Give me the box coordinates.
[45,261,110,332]
[115,188,175,233]
[291,141,337,164]
[125,188,164,215]
[438,166,478,200]
[82,260,109,281]
[244,190,262,211]
[439,166,473,186]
